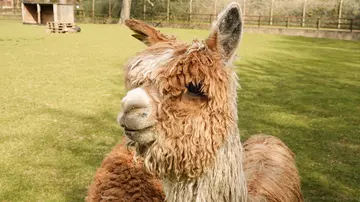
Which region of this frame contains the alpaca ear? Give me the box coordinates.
[205,3,243,62]
[125,19,175,46]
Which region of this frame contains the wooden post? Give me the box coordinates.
[209,14,212,24]
[13,0,16,14]
[37,4,41,24]
[338,0,343,29]
[213,0,217,17]
[17,0,21,11]
[258,15,261,27]
[73,0,75,21]
[317,18,321,30]
[242,0,246,22]
[350,19,353,32]
[302,0,307,27]
[92,0,95,19]
[286,17,289,28]
[108,0,112,22]
[269,0,275,25]
[143,0,146,20]
[166,0,170,22]
[188,0,193,23]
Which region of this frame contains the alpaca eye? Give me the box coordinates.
[186,83,204,96]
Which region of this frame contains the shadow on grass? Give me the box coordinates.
[236,36,360,202]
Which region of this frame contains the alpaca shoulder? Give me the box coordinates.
[243,135,304,202]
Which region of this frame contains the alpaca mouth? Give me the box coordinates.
[123,126,156,144]
[124,128,139,138]
[123,125,152,133]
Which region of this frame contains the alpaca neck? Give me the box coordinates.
[161,131,248,202]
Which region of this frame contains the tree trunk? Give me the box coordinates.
[119,0,131,24]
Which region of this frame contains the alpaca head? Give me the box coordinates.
[118,3,243,179]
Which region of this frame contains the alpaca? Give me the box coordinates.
[87,3,303,202]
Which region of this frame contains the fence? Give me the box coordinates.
[137,13,360,32]
[72,0,360,26]
[0,8,21,20]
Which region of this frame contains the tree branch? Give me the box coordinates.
[146,0,154,7]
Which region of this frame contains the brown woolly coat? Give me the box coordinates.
[86,143,164,202]
[87,135,303,202]
[244,135,304,202]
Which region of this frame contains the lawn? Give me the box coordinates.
[0,20,359,202]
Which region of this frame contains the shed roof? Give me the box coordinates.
[23,0,77,5]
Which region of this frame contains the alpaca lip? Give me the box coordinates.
[124,128,137,132]
[124,126,152,133]
[124,129,138,138]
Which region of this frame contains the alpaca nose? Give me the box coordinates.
[117,88,155,131]
[121,88,152,113]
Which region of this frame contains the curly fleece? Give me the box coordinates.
[86,143,164,202]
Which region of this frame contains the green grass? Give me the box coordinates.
[0,20,359,202]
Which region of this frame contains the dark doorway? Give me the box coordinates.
[40,4,54,24]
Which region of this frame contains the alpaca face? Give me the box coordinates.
[118,3,243,178]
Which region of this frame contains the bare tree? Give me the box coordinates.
[119,0,132,24]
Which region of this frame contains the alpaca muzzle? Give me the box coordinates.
[117,88,157,144]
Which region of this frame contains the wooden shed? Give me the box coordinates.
[22,0,75,24]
